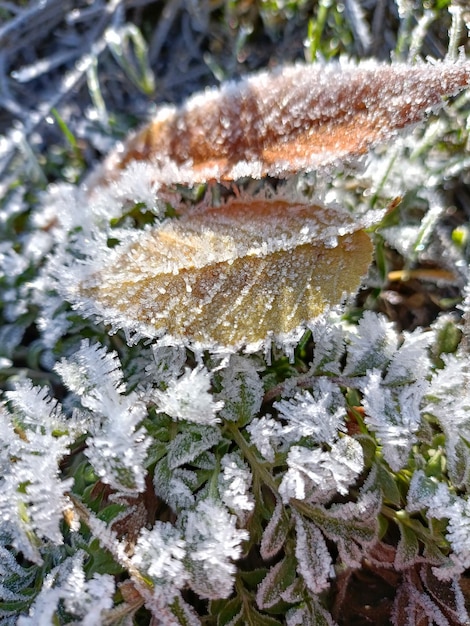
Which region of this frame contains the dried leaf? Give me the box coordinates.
[92,60,470,186]
[77,197,372,351]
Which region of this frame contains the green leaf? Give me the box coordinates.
[256,555,297,610]
[395,520,420,570]
[260,498,291,560]
[211,596,242,625]
[168,592,201,626]
[167,425,221,469]
[376,462,402,507]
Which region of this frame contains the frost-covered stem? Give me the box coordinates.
[263,374,363,404]
[100,594,145,626]
[263,374,317,404]
[225,422,279,496]
[382,505,447,547]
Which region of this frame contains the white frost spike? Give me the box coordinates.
[182,499,249,599]
[274,380,346,446]
[363,369,428,472]
[279,436,364,503]
[153,364,224,425]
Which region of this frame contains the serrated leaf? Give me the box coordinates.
[296,491,380,569]
[79,198,372,350]
[256,555,297,609]
[212,596,242,626]
[168,591,202,626]
[395,520,420,570]
[286,599,337,626]
[167,425,220,469]
[376,462,402,507]
[294,514,332,594]
[260,498,291,560]
[95,61,470,185]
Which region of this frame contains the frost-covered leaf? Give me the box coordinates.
[309,313,345,375]
[93,61,470,185]
[273,380,346,446]
[256,555,297,609]
[167,592,202,626]
[392,566,469,626]
[153,364,224,425]
[55,339,126,410]
[56,340,151,494]
[75,198,373,352]
[260,498,290,560]
[395,521,420,571]
[302,489,381,569]
[153,458,197,511]
[294,514,332,594]
[286,600,337,626]
[344,311,398,376]
[216,355,264,423]
[218,452,254,522]
[1,384,78,563]
[279,436,364,504]
[148,345,186,386]
[362,369,428,471]
[247,415,287,463]
[167,425,221,469]
[16,552,115,626]
[131,523,188,598]
[392,575,450,626]
[425,353,470,486]
[384,328,432,385]
[420,566,470,625]
[181,499,248,599]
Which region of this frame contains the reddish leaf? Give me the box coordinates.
[92,60,470,186]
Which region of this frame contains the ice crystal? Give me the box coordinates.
[279,436,364,503]
[182,499,249,599]
[56,340,151,494]
[1,383,79,563]
[153,364,223,425]
[362,369,428,471]
[274,380,346,446]
[131,523,188,599]
[218,452,254,522]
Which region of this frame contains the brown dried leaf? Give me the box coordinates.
[78,197,372,350]
[92,60,470,186]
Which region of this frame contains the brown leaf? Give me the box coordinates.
[91,60,470,186]
[78,197,372,350]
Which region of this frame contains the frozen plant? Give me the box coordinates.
[2,2,470,625]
